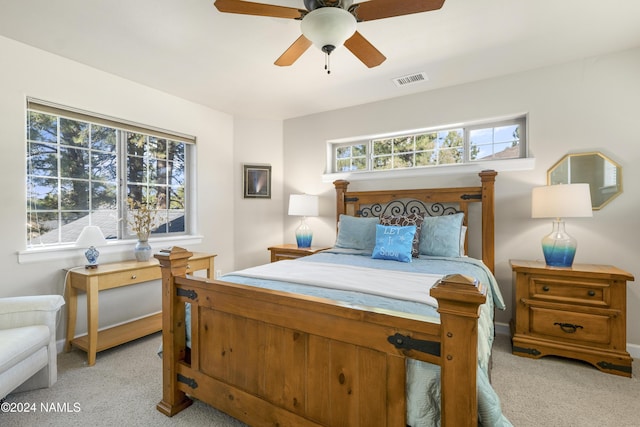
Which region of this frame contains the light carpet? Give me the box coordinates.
[2,332,639,426]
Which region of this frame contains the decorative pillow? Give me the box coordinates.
[371,224,416,263]
[334,214,379,252]
[419,213,465,257]
[379,213,425,258]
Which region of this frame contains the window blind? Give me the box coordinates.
[26,97,196,144]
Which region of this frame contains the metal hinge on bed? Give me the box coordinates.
[461,194,482,200]
[387,333,441,357]
[177,374,198,389]
[177,288,198,300]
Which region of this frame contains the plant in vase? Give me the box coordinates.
[127,198,159,262]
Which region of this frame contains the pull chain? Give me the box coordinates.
[321,44,335,75]
[325,51,331,74]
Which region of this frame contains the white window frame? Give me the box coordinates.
[323,115,533,182]
[20,98,201,263]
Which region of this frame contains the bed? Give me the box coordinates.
[155,170,510,426]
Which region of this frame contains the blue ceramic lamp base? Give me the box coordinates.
[541,220,577,267]
[295,218,313,248]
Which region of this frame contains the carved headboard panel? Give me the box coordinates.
[333,170,497,273]
[356,199,462,219]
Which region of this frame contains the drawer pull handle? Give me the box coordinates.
[554,322,583,334]
[542,286,550,292]
[588,290,596,297]
[187,264,191,270]
[131,274,137,279]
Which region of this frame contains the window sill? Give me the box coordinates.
[321,157,535,183]
[17,234,204,264]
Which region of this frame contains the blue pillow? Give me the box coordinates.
[372,224,417,263]
[419,213,464,257]
[379,212,425,258]
[335,215,379,252]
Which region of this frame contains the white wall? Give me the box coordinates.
[283,47,640,350]
[233,118,284,270]
[0,36,236,338]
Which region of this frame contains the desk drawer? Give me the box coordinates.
[102,267,160,289]
[529,306,611,346]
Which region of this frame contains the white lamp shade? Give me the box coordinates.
[301,7,356,51]
[531,184,593,219]
[76,226,107,247]
[288,194,319,217]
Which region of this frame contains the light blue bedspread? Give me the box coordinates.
[215,250,511,427]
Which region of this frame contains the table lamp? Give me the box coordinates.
[76,225,107,269]
[531,183,592,267]
[288,194,319,248]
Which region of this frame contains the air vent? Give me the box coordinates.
[392,72,428,87]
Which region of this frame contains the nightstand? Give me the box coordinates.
[267,244,330,262]
[510,260,634,377]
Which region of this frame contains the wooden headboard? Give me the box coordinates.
[334,170,498,273]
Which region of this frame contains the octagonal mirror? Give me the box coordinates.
[548,152,622,210]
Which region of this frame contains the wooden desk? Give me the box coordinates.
[64,252,216,366]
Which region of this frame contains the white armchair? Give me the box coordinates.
[0,295,65,399]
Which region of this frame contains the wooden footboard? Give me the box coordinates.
[156,247,486,427]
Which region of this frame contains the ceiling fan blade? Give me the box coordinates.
[274,35,313,66]
[351,0,445,22]
[344,31,386,68]
[214,0,305,19]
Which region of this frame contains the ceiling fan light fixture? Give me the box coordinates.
[301,7,356,53]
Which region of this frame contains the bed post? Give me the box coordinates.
[479,170,497,274]
[430,274,487,427]
[334,179,350,226]
[155,246,194,417]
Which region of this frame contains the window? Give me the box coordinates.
[26,99,194,248]
[468,121,523,161]
[331,117,526,173]
[336,143,367,172]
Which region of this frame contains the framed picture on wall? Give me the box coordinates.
[243,164,271,199]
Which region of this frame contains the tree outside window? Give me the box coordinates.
[26,108,190,248]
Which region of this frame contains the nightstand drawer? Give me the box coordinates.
[187,257,214,273]
[272,254,301,262]
[529,276,609,307]
[268,244,330,263]
[529,306,611,345]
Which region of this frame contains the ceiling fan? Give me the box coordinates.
[213,0,445,73]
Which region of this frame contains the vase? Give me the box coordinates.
[541,220,577,267]
[295,217,313,248]
[134,233,152,262]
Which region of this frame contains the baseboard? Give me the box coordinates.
[56,338,65,354]
[627,343,640,359]
[495,321,510,337]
